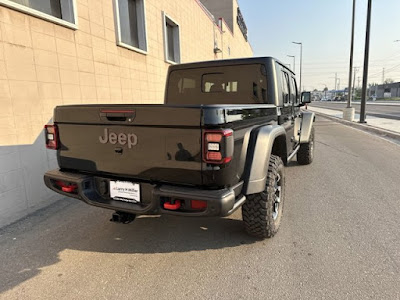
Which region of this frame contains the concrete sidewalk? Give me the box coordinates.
[318,101,400,106]
[307,106,400,142]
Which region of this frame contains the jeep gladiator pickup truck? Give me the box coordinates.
[44,57,315,238]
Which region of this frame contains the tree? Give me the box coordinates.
[384,78,394,84]
[368,82,378,88]
[323,87,328,92]
[355,88,362,99]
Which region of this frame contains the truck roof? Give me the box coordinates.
[168,56,294,75]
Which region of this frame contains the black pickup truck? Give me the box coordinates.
[44,57,315,238]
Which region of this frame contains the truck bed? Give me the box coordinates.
[53,103,278,188]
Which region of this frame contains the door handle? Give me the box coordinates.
[99,109,135,122]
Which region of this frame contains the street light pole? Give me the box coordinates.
[343,0,356,121]
[352,67,358,99]
[334,73,337,98]
[320,83,327,99]
[292,42,302,92]
[287,55,295,73]
[360,0,372,123]
[329,75,337,98]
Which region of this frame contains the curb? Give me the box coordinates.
[309,110,400,142]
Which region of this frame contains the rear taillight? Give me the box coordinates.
[44,124,59,150]
[191,200,207,210]
[203,129,233,164]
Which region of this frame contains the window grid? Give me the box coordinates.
[163,12,181,64]
[0,0,77,29]
[115,0,148,54]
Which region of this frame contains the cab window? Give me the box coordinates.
[167,64,268,104]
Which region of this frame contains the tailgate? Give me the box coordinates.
[54,105,203,185]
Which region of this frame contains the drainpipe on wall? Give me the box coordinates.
[213,15,217,59]
[221,25,224,59]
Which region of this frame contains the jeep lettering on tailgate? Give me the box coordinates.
[99,128,138,148]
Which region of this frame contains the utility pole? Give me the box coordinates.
[330,74,338,98]
[292,42,303,92]
[360,0,372,123]
[335,73,337,98]
[382,68,385,84]
[343,0,356,121]
[287,55,295,73]
[352,67,358,100]
[358,76,361,88]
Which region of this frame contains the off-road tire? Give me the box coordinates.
[297,127,315,165]
[242,155,285,239]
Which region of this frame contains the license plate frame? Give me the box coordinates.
[110,181,140,203]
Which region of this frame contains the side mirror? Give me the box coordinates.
[301,92,311,104]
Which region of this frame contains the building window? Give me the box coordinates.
[163,12,180,64]
[0,0,76,28]
[115,0,147,54]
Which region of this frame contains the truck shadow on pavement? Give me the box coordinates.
[0,199,260,294]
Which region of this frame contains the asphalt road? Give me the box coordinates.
[0,116,399,299]
[310,101,400,120]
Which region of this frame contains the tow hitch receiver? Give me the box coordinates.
[55,180,78,193]
[110,211,136,224]
[163,199,181,210]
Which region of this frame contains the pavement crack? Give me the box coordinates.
[316,141,359,158]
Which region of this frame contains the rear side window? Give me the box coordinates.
[290,76,299,105]
[289,76,296,105]
[166,64,268,105]
[281,71,290,105]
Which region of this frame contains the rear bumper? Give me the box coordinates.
[44,169,246,217]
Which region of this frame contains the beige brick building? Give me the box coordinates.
[0,0,252,226]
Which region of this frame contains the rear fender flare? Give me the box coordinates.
[299,111,315,143]
[243,125,286,195]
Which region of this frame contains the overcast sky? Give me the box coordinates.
[238,0,400,91]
